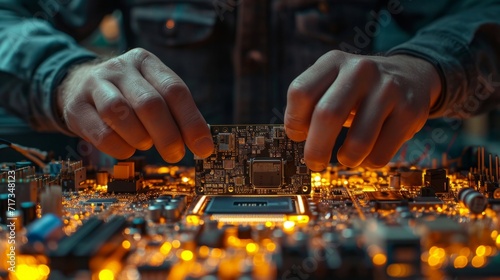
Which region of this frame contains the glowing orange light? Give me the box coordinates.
[181,250,194,261]
[454,256,468,268]
[476,245,486,257]
[38,264,50,276]
[266,242,276,252]
[471,256,485,268]
[160,242,172,255]
[98,269,114,280]
[172,240,181,248]
[386,264,412,278]
[166,19,175,29]
[122,240,131,249]
[372,253,387,266]
[246,243,258,254]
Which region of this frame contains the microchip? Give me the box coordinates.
[195,125,311,195]
[205,197,295,214]
[223,159,235,170]
[255,136,265,145]
[218,133,235,152]
[365,191,406,210]
[187,195,312,224]
[251,159,283,188]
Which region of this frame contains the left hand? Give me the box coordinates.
[284,50,442,171]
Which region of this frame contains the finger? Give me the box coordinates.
[111,67,186,163]
[65,102,136,159]
[92,81,153,151]
[305,59,378,171]
[285,51,344,141]
[337,93,394,167]
[133,50,214,158]
[361,115,413,168]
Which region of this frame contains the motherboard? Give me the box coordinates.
[0,128,500,280]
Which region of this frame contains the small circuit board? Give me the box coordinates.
[195,125,311,195]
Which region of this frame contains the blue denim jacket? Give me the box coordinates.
[0,0,499,135]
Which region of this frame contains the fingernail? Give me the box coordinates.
[137,139,153,151]
[286,127,307,141]
[165,148,185,163]
[337,147,361,167]
[194,137,214,157]
[307,160,327,172]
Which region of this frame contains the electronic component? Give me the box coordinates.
[424,168,449,193]
[26,213,64,243]
[458,187,487,214]
[399,168,423,186]
[3,141,500,279]
[187,195,311,224]
[21,201,37,225]
[107,161,144,193]
[195,125,311,195]
[365,191,406,210]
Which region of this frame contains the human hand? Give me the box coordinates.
[285,50,442,171]
[57,48,213,162]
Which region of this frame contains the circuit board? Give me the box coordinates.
[1,142,500,280]
[195,125,311,195]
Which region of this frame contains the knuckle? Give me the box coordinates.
[97,125,115,141]
[284,111,308,129]
[352,57,379,74]
[161,80,189,102]
[288,79,312,102]
[180,109,204,129]
[323,50,346,62]
[129,47,152,66]
[134,92,164,113]
[103,57,126,73]
[313,102,341,122]
[99,96,125,117]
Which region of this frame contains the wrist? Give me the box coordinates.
[390,54,442,110]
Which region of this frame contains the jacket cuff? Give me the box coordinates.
[32,47,97,136]
[386,31,474,119]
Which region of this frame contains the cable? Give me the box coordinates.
[0,138,47,168]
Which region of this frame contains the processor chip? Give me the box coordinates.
[250,159,283,188]
[195,125,311,195]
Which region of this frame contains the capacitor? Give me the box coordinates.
[21,201,37,226]
[169,198,181,209]
[156,195,171,204]
[148,204,162,223]
[458,188,487,214]
[163,204,180,222]
[26,213,63,243]
[176,195,187,210]
[389,173,401,189]
[96,171,109,186]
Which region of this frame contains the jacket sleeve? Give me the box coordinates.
[0,0,114,135]
[386,0,500,119]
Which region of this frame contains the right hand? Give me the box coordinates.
[57,48,214,162]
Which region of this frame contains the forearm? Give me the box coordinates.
[0,0,109,134]
[387,1,500,119]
